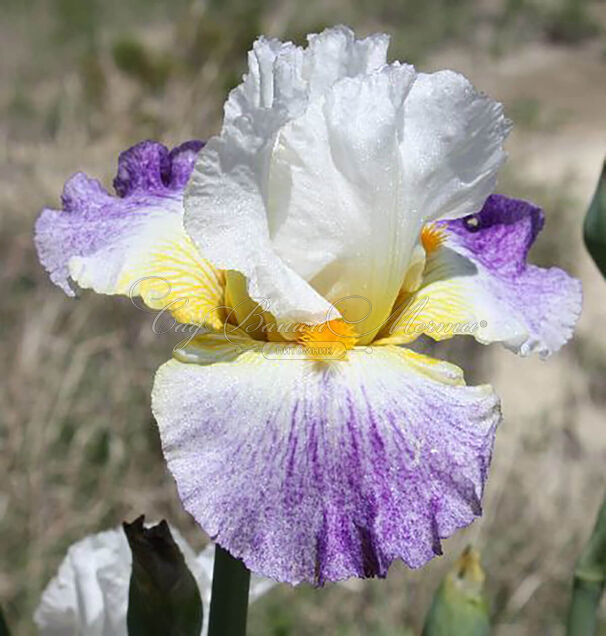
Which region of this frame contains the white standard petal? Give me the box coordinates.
[225,26,389,122]
[400,70,511,223]
[267,64,417,340]
[185,26,509,336]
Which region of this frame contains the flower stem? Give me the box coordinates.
[207,545,251,636]
[566,496,606,636]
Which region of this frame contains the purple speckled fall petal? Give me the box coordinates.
[35,140,204,296]
[34,140,225,328]
[152,342,500,585]
[388,194,581,357]
[441,195,582,356]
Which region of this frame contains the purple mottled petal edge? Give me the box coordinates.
[34,139,204,295]
[439,194,582,357]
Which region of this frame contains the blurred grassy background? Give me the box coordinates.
[1,0,606,634]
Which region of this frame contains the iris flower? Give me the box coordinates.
[35,27,581,585]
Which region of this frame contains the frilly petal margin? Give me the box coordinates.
[34,140,226,329]
[383,195,582,357]
[152,342,501,585]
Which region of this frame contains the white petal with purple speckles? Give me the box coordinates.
[152,340,500,585]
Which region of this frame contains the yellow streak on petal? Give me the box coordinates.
[118,236,225,329]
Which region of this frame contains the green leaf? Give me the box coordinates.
[124,516,203,636]
[422,546,491,636]
[584,160,606,279]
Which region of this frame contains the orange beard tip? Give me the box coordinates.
[421,223,446,254]
[296,319,357,360]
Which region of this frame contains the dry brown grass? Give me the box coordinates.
[2,1,606,634]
